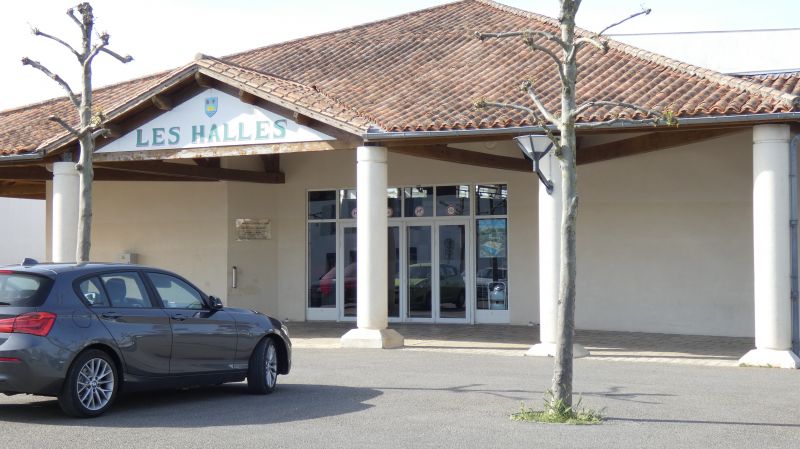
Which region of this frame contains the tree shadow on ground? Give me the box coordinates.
[0,383,380,427]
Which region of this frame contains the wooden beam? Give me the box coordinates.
[151,95,173,111]
[193,157,221,168]
[0,182,45,199]
[389,145,531,172]
[96,161,285,183]
[260,154,280,173]
[577,129,738,165]
[93,140,351,162]
[0,166,50,180]
[194,72,215,89]
[238,90,258,105]
[293,111,312,126]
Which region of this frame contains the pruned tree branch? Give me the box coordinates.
[473,99,562,152]
[66,6,83,29]
[48,115,80,137]
[84,32,109,63]
[100,46,133,64]
[522,80,561,127]
[20,57,80,108]
[571,100,677,127]
[31,27,80,58]
[91,128,110,140]
[475,30,567,51]
[597,7,652,36]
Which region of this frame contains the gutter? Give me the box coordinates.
[791,134,799,356]
[363,112,800,141]
[0,151,46,163]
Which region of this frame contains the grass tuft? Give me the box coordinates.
[510,392,604,425]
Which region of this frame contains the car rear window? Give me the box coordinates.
[0,272,54,307]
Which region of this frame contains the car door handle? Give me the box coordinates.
[171,314,187,321]
[100,312,120,320]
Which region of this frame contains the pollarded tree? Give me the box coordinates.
[475,0,675,409]
[23,2,132,262]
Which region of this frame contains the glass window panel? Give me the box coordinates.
[407,225,432,318]
[475,184,508,216]
[342,228,358,317]
[436,185,470,216]
[148,273,205,309]
[308,190,336,220]
[307,223,337,308]
[340,189,358,219]
[78,277,109,307]
[403,186,433,217]
[99,272,153,308]
[476,219,508,310]
[388,226,400,317]
[439,224,466,319]
[387,188,401,218]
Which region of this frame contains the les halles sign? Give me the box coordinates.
[97,88,334,154]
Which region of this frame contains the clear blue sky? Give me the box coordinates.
[2,0,798,110]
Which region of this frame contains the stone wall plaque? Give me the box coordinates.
[235,219,271,241]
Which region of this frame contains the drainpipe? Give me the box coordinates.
[791,134,799,356]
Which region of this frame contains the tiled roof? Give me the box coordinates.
[1,0,798,157]
[740,71,800,96]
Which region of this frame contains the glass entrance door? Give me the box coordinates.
[436,222,468,321]
[340,225,401,321]
[405,221,469,322]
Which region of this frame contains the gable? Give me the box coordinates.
[96,88,335,154]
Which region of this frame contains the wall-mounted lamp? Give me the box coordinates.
[514,135,555,195]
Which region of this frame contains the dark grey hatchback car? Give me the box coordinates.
[0,261,291,417]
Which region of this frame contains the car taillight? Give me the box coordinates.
[0,312,56,336]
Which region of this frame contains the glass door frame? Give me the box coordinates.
[434,218,472,324]
[336,220,404,323]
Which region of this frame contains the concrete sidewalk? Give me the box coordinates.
[288,322,754,367]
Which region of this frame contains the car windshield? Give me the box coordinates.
[0,272,54,307]
[409,266,431,278]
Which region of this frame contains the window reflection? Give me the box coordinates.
[436,185,470,216]
[404,187,433,217]
[307,223,337,308]
[476,218,508,310]
[475,184,508,216]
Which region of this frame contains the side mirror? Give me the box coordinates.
[208,296,224,310]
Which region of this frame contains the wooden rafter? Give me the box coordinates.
[577,129,738,165]
[388,145,531,172]
[96,160,285,183]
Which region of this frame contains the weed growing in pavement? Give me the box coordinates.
[510,391,603,425]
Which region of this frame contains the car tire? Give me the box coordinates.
[247,338,278,395]
[58,349,119,418]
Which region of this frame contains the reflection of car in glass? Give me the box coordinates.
[0,262,291,417]
[406,263,465,309]
[476,267,508,309]
[308,263,357,308]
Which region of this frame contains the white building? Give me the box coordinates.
[0,198,45,265]
[0,0,798,367]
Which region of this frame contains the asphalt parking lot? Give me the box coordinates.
[1,348,798,449]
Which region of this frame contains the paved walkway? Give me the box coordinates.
[288,322,754,367]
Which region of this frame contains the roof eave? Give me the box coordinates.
[363,112,800,141]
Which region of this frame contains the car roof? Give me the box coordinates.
[1,262,155,277]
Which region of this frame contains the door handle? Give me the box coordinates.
[100,312,120,319]
[171,314,187,322]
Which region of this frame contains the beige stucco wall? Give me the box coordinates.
[88,181,229,301]
[577,130,754,337]
[61,127,769,337]
[0,198,46,264]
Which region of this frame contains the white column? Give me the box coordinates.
[739,124,800,368]
[51,161,79,263]
[341,146,404,348]
[527,152,588,358]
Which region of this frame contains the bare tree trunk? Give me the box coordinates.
[551,0,580,409]
[75,3,95,263]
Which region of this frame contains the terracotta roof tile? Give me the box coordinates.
[1,0,798,156]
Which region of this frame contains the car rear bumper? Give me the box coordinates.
[0,333,69,396]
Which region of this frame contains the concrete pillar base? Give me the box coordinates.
[738,349,800,369]
[526,342,589,358]
[340,328,404,349]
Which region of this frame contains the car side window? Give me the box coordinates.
[99,272,153,308]
[147,273,205,309]
[78,277,109,307]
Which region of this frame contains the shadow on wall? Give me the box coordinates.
[0,383,380,427]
